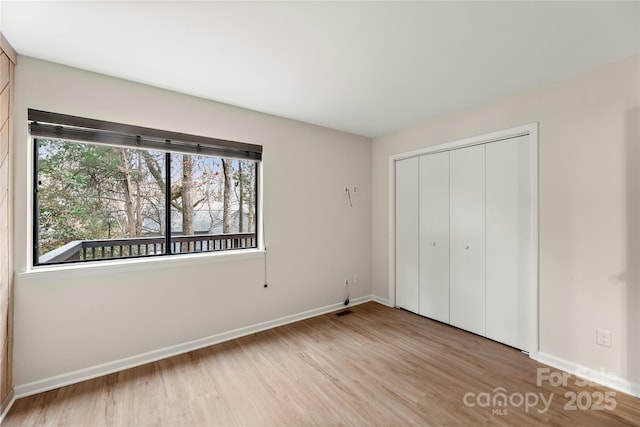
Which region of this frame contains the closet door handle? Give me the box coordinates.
[465,244,470,250]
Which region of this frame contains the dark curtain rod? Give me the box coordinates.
[28,109,262,161]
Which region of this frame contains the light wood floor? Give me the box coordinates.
[4,302,640,426]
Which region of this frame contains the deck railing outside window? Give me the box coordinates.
[39,233,257,264]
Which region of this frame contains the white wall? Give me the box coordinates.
[13,52,640,395]
[13,57,372,387]
[372,55,640,390]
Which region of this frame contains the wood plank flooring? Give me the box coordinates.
[4,302,640,426]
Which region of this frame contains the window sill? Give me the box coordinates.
[20,248,265,280]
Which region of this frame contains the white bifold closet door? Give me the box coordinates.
[419,152,450,323]
[395,157,419,313]
[395,132,535,354]
[486,135,533,349]
[449,145,486,336]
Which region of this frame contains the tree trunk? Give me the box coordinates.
[222,159,233,233]
[248,162,255,233]
[238,163,244,232]
[135,152,143,236]
[181,154,194,237]
[119,148,137,237]
[141,151,165,194]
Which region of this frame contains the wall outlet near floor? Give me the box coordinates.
[596,329,611,347]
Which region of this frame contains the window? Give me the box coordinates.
[30,109,261,266]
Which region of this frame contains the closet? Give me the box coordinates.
[395,131,536,354]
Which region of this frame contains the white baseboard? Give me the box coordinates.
[0,396,15,425]
[537,352,640,398]
[14,295,375,399]
[371,295,391,306]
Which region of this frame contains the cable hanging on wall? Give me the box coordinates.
[262,189,269,289]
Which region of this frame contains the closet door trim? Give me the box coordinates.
[388,123,538,359]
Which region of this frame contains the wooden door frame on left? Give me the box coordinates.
[0,32,17,421]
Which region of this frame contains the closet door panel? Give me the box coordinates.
[486,136,533,349]
[419,152,450,323]
[449,145,486,336]
[395,157,419,313]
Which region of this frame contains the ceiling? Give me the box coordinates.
[1,1,639,138]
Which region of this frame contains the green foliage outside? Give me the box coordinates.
[36,139,256,259]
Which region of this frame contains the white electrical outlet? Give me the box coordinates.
[596,329,611,347]
[344,276,349,287]
[352,186,359,195]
